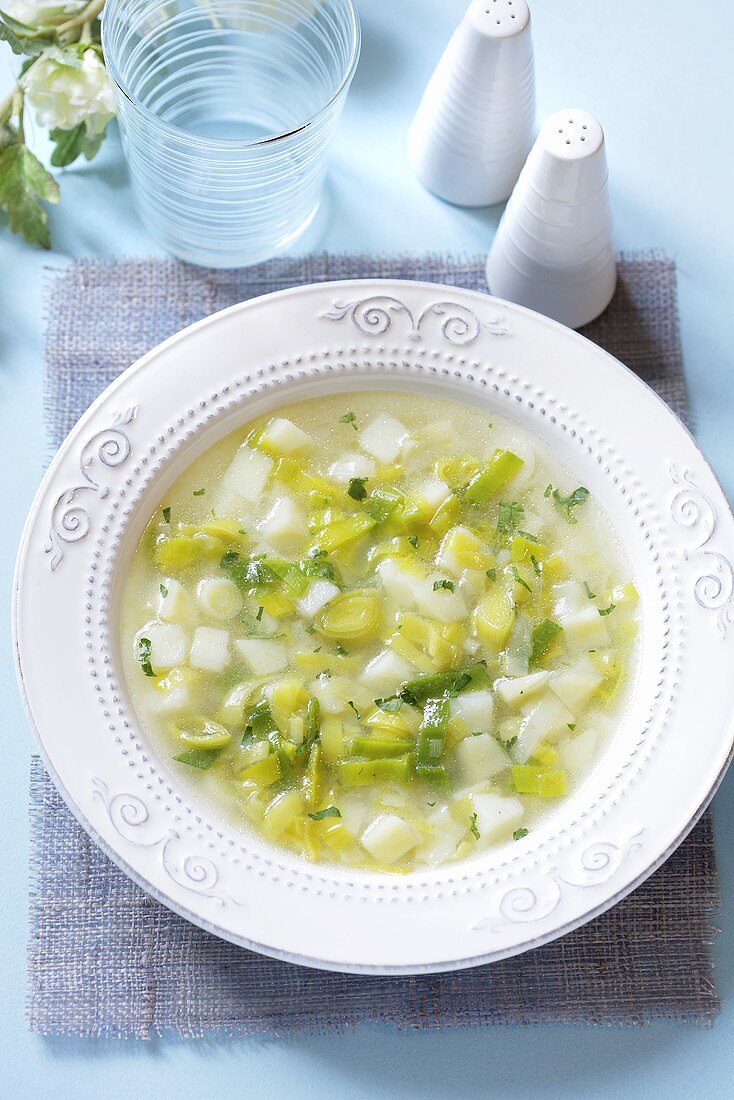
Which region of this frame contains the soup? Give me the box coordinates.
[121,393,638,871]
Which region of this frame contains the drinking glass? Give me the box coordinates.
[102,0,360,267]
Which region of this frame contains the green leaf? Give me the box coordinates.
[347,476,368,501]
[496,500,524,539]
[0,142,59,248]
[136,637,155,678]
[432,578,455,592]
[49,122,106,168]
[308,806,341,821]
[513,827,529,841]
[0,12,59,57]
[548,485,590,525]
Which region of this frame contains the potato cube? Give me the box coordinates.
[141,621,187,670]
[470,793,524,842]
[361,814,419,864]
[262,417,311,454]
[234,638,288,676]
[189,626,229,672]
[455,733,509,784]
[359,414,410,464]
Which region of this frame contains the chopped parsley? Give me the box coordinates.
[407,535,419,549]
[305,624,317,635]
[598,603,616,616]
[567,723,576,732]
[485,567,497,581]
[348,476,368,501]
[162,506,171,524]
[449,672,473,695]
[193,487,205,496]
[513,828,530,841]
[547,485,590,524]
[511,565,532,593]
[308,806,342,821]
[583,581,596,600]
[339,410,358,430]
[159,583,168,598]
[335,644,349,657]
[469,813,481,841]
[256,605,264,622]
[497,500,524,538]
[530,554,542,576]
[137,637,155,677]
[347,700,361,719]
[433,578,455,592]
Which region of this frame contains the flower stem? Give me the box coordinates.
[57,0,106,37]
[13,89,25,144]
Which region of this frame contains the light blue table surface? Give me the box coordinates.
[2,1,734,1095]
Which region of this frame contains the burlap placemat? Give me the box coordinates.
[28,252,719,1037]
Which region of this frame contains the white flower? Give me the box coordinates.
[3,1,87,26]
[25,48,115,137]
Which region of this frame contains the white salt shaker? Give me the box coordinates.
[407,0,535,207]
[485,108,617,328]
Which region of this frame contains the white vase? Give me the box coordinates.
[485,108,617,329]
[407,0,535,208]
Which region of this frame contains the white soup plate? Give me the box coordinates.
[13,280,734,974]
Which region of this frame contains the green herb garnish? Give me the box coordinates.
[548,485,590,524]
[598,603,616,616]
[407,535,419,549]
[256,605,264,622]
[335,644,348,656]
[137,637,155,677]
[162,506,171,524]
[308,806,342,821]
[193,488,205,496]
[469,813,480,840]
[433,578,455,592]
[347,700,361,719]
[513,828,529,841]
[583,581,596,600]
[497,500,524,538]
[159,583,168,598]
[511,565,532,593]
[486,567,496,581]
[348,477,368,501]
[339,410,358,430]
